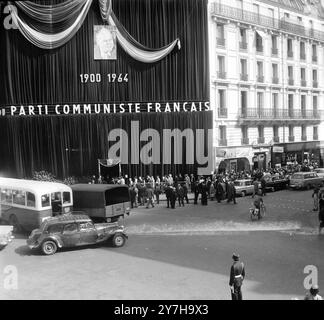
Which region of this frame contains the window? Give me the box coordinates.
[63,192,71,204]
[288,66,293,79]
[289,125,294,136]
[258,125,264,138]
[272,93,278,113]
[79,222,95,231]
[217,56,225,73]
[41,194,50,207]
[26,192,36,208]
[313,126,318,139]
[312,69,317,81]
[241,91,247,113]
[12,190,26,206]
[287,38,293,56]
[241,59,247,75]
[273,125,279,137]
[240,28,246,42]
[1,189,12,204]
[257,61,263,77]
[241,126,248,139]
[301,125,306,138]
[284,12,290,19]
[301,95,306,115]
[216,24,225,44]
[236,0,243,11]
[218,89,226,109]
[257,92,264,110]
[312,44,317,59]
[47,224,63,234]
[271,35,277,49]
[272,64,278,78]
[301,68,306,80]
[297,16,302,23]
[256,32,263,51]
[268,8,274,20]
[288,94,294,116]
[63,223,78,234]
[313,96,318,111]
[253,3,259,15]
[300,42,305,59]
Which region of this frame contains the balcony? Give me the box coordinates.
[239,108,322,123]
[217,71,227,79]
[301,79,307,87]
[288,78,294,86]
[300,52,306,60]
[241,138,249,145]
[313,81,318,88]
[217,37,226,47]
[210,3,324,43]
[301,135,307,141]
[273,136,280,143]
[219,139,227,146]
[312,55,318,63]
[240,73,248,81]
[258,137,265,144]
[239,41,248,50]
[288,136,295,142]
[257,75,264,83]
[287,51,293,58]
[256,45,263,53]
[272,77,279,84]
[218,108,227,118]
[271,48,278,56]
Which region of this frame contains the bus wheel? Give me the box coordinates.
[9,215,21,233]
[41,240,57,255]
[112,233,126,247]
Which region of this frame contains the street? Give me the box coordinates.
[0,189,323,300]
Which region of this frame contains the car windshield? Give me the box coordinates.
[291,174,304,179]
[234,181,243,186]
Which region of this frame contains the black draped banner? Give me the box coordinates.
[0,0,211,179]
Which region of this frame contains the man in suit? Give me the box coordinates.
[94,27,116,60]
[229,253,245,300]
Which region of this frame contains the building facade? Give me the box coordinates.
[209,0,324,172]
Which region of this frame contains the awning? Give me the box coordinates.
[256,30,266,39]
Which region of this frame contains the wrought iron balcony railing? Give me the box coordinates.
[257,75,264,83]
[218,108,228,118]
[272,77,279,84]
[240,73,248,81]
[217,71,227,79]
[239,108,322,121]
[217,37,226,47]
[211,3,324,43]
[272,48,278,56]
[219,139,227,146]
[239,41,248,50]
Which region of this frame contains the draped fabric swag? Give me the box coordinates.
[8,0,180,62]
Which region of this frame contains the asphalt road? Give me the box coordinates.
[0,189,323,300]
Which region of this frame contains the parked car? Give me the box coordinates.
[264,175,289,192]
[289,172,323,190]
[0,225,14,250]
[27,214,128,255]
[314,168,324,181]
[234,179,255,197]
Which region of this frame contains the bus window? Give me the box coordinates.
[41,194,50,207]
[26,192,36,208]
[13,190,26,206]
[2,189,12,204]
[63,192,71,204]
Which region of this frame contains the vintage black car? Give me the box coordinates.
[27,214,127,255]
[264,175,289,192]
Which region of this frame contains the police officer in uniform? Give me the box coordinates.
[229,253,245,300]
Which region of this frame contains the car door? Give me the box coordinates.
[61,223,80,247]
[246,181,253,194]
[79,221,98,245]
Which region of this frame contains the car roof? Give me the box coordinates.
[44,214,91,225]
[71,184,128,192]
[292,172,316,175]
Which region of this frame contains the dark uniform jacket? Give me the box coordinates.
[229,261,245,287]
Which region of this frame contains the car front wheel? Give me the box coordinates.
[112,233,126,247]
[41,240,57,255]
